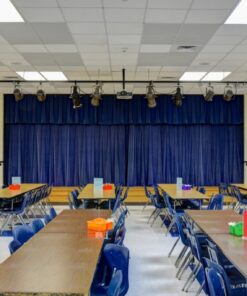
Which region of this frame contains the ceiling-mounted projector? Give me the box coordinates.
[116,90,133,99]
[116,68,133,100]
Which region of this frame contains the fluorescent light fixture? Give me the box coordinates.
[179,72,206,81]
[40,72,68,81]
[202,72,231,81]
[225,0,247,24]
[0,0,24,22]
[16,72,45,81]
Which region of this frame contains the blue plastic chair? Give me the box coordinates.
[31,219,44,233]
[8,239,22,254]
[49,207,57,219]
[91,244,129,296]
[107,270,123,296]
[207,194,224,210]
[13,225,35,245]
[44,214,52,224]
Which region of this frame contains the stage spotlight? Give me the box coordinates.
[145,81,157,108]
[13,83,23,102]
[70,83,82,109]
[224,84,234,101]
[91,82,103,107]
[204,84,214,102]
[36,83,46,102]
[172,86,183,107]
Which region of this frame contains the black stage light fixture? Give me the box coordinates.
[36,83,46,102]
[145,81,157,108]
[70,82,82,109]
[204,84,214,102]
[91,82,103,107]
[224,84,234,101]
[13,83,23,102]
[172,85,183,107]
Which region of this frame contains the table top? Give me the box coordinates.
[232,184,247,191]
[158,184,208,200]
[78,183,116,200]
[0,183,46,199]
[0,209,111,295]
[186,210,242,234]
[210,234,247,278]
[42,209,112,233]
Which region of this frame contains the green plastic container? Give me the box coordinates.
[228,222,243,237]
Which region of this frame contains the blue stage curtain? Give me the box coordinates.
[4,94,243,125]
[4,124,243,186]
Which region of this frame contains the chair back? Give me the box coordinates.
[49,207,57,219]
[103,244,129,296]
[121,187,129,202]
[71,190,80,209]
[107,270,123,296]
[68,195,74,209]
[207,194,224,210]
[13,225,35,245]
[203,258,231,296]
[31,219,44,233]
[175,216,189,246]
[198,186,206,194]
[44,214,52,224]
[218,183,229,195]
[8,239,22,254]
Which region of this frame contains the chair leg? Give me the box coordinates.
[183,263,201,292]
[0,215,12,235]
[168,237,180,257]
[195,281,205,296]
[177,252,192,279]
[175,245,188,267]
[151,209,161,226]
[147,209,157,223]
[166,217,175,236]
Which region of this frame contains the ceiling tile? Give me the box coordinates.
[145,9,187,23]
[106,23,143,35]
[73,34,107,44]
[22,53,57,66]
[81,53,109,61]
[196,52,227,60]
[32,23,74,44]
[45,44,78,53]
[60,66,86,71]
[68,23,106,34]
[0,24,40,44]
[148,0,192,9]
[18,8,65,22]
[104,9,145,22]
[142,24,180,44]
[175,24,220,45]
[208,34,245,45]
[103,0,146,8]
[77,44,108,53]
[52,53,83,66]
[12,0,58,7]
[0,45,16,53]
[185,9,231,24]
[232,44,247,52]
[216,24,247,35]
[201,44,235,53]
[191,0,239,9]
[108,35,141,44]
[109,45,140,53]
[62,8,104,22]
[57,0,102,7]
[14,44,47,53]
[140,44,171,53]
[35,66,61,71]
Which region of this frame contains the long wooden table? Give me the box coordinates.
[232,183,247,191]
[186,210,247,278]
[0,183,46,200]
[78,184,116,208]
[0,209,112,295]
[158,184,208,209]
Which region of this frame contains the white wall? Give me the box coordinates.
[0,94,3,185]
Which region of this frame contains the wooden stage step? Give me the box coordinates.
[48,185,228,205]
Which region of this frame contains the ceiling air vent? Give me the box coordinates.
[177,45,198,52]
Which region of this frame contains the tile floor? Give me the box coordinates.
[0,205,204,296]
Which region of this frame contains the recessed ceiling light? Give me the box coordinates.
[179,72,207,81]
[40,72,68,81]
[0,0,24,22]
[225,0,247,24]
[202,72,231,81]
[16,72,45,81]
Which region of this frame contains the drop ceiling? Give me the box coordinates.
[0,0,247,94]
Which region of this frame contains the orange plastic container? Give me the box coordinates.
[9,184,20,190]
[87,218,113,232]
[87,230,106,239]
[103,184,113,190]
